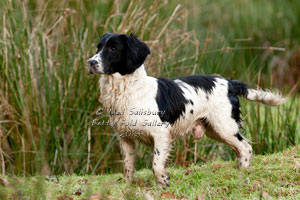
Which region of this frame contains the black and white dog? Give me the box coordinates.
[87,33,285,188]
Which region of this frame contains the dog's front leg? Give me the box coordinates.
[152,133,171,188]
[120,138,136,182]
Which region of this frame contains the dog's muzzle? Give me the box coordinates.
[86,59,98,74]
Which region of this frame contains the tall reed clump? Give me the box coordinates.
[0,0,199,175]
[0,0,299,175]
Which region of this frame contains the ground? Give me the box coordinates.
[0,146,300,200]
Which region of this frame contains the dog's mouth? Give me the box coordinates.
[86,61,99,74]
[87,65,105,75]
[88,66,97,74]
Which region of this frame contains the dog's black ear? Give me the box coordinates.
[125,33,150,72]
[100,32,112,40]
[98,33,113,49]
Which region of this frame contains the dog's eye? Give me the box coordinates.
[109,46,117,52]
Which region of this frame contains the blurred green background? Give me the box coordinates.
[0,0,299,175]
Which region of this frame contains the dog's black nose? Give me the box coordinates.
[88,60,98,66]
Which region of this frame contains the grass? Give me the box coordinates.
[1,145,300,199]
[0,0,299,176]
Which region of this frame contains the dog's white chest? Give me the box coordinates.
[98,71,163,133]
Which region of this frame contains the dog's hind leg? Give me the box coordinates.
[152,131,172,188]
[206,117,252,168]
[240,136,253,161]
[120,138,136,182]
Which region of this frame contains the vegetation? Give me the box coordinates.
[0,0,299,177]
[1,145,300,199]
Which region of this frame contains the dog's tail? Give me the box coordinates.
[229,80,286,106]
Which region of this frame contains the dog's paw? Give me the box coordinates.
[156,174,170,189]
[124,169,134,182]
[237,156,251,169]
[157,181,170,189]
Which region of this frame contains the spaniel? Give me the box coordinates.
[87,33,285,188]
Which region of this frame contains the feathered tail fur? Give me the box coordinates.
[230,80,286,106]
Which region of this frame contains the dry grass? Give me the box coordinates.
[0,0,198,175]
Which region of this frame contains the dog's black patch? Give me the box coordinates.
[176,75,217,94]
[230,80,249,97]
[176,81,189,91]
[126,33,150,72]
[234,132,243,141]
[154,148,160,156]
[199,117,209,128]
[189,100,194,105]
[206,95,209,100]
[190,109,194,114]
[155,148,160,156]
[156,78,188,125]
[227,80,249,125]
[95,33,150,75]
[227,82,241,124]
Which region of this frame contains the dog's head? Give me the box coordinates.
[87,33,150,75]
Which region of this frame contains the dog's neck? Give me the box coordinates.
[100,64,147,85]
[98,64,148,110]
[110,64,147,80]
